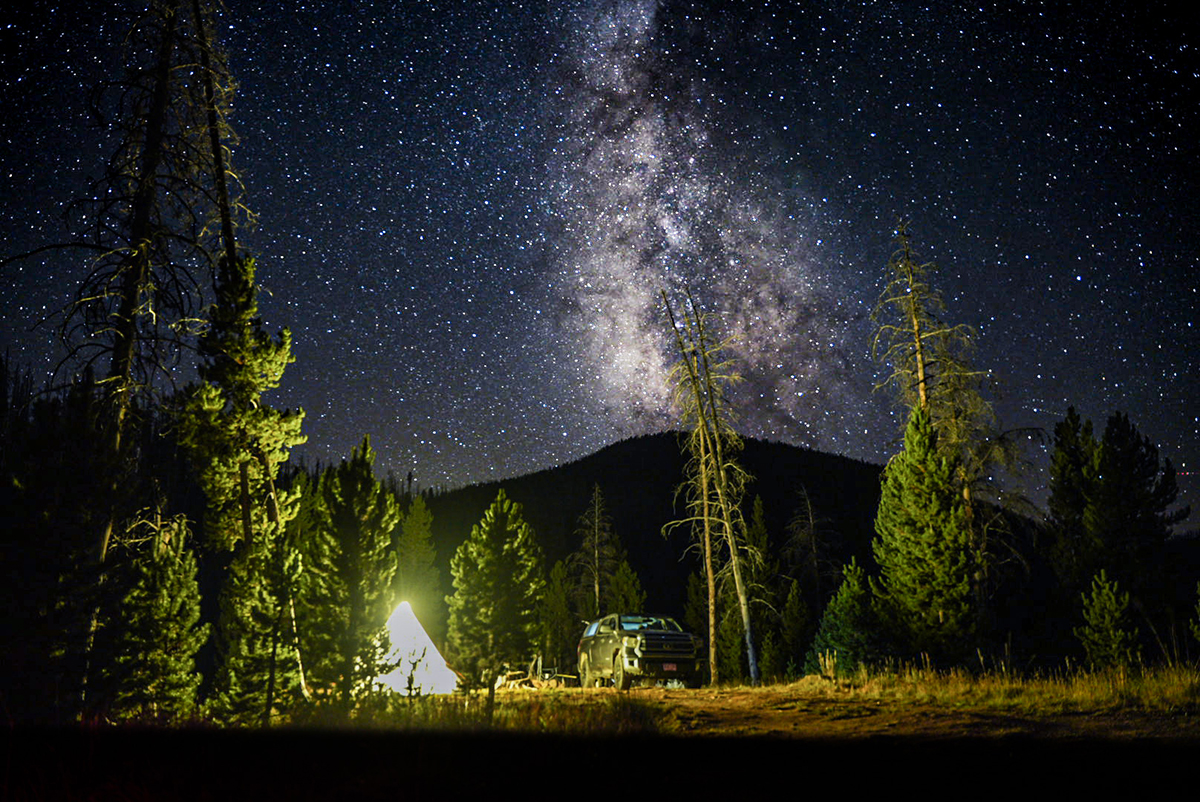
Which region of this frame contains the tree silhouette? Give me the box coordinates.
[446,489,545,714]
[662,289,759,685]
[317,437,401,713]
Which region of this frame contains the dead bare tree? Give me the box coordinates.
[662,289,760,685]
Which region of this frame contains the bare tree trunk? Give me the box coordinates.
[83,3,181,712]
[191,0,238,266]
[694,310,759,686]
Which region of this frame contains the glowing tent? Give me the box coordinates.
[376,601,458,695]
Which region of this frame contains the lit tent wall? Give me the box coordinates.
[377,601,458,695]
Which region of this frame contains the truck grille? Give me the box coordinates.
[640,632,696,658]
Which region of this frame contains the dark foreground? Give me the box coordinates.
[4,726,1197,800]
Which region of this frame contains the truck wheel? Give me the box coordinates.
[580,655,593,689]
[613,654,632,691]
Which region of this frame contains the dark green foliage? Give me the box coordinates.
[317,437,401,710]
[776,580,810,679]
[180,255,305,725]
[446,489,545,687]
[607,559,647,615]
[568,484,622,619]
[805,560,879,677]
[1047,407,1097,590]
[1047,409,1188,623]
[393,494,439,628]
[107,512,208,722]
[1075,570,1140,670]
[540,560,578,671]
[180,256,305,554]
[1084,414,1187,599]
[872,407,977,662]
[207,538,299,725]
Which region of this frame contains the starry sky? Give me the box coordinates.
[2,1,1197,514]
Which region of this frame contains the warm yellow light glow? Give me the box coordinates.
[377,601,458,695]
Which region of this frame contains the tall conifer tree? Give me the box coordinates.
[180,255,305,725]
[317,437,400,712]
[393,493,439,624]
[871,407,977,662]
[446,490,545,695]
[106,510,208,722]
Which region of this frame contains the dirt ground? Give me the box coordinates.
[602,683,1200,741]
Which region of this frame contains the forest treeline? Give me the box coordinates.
[2,0,1199,727]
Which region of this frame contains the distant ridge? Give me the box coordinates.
[425,432,882,618]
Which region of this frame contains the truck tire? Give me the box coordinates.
[580,655,593,688]
[613,654,632,691]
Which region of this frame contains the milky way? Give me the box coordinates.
[0,1,1196,513]
[544,0,860,447]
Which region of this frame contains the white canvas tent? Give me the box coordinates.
[376,601,458,695]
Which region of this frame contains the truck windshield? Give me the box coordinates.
[618,616,681,632]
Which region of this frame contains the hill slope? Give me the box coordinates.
[424,433,882,627]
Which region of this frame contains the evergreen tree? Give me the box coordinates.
[871,223,1030,618]
[179,255,305,725]
[106,510,208,723]
[317,437,401,712]
[777,580,810,679]
[1075,570,1140,670]
[871,406,977,662]
[1046,409,1188,626]
[1046,407,1098,591]
[568,484,622,619]
[540,560,578,672]
[805,560,880,677]
[1083,413,1188,602]
[606,559,647,615]
[446,489,545,695]
[393,493,439,625]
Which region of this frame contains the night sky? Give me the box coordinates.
[2,1,1197,514]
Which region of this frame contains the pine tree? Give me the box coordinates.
[179,255,305,725]
[1083,413,1188,602]
[393,494,439,624]
[446,490,545,694]
[871,406,977,662]
[871,223,1029,619]
[1046,407,1099,591]
[317,437,401,712]
[106,510,208,722]
[1075,570,1140,670]
[777,580,810,679]
[540,560,578,672]
[607,560,647,615]
[568,484,622,619]
[805,560,879,677]
[1047,409,1189,621]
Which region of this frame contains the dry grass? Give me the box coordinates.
[793,659,1200,716]
[325,688,666,734]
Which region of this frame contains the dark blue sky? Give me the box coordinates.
[2,1,1196,516]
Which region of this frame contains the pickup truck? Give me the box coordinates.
[577,614,705,690]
